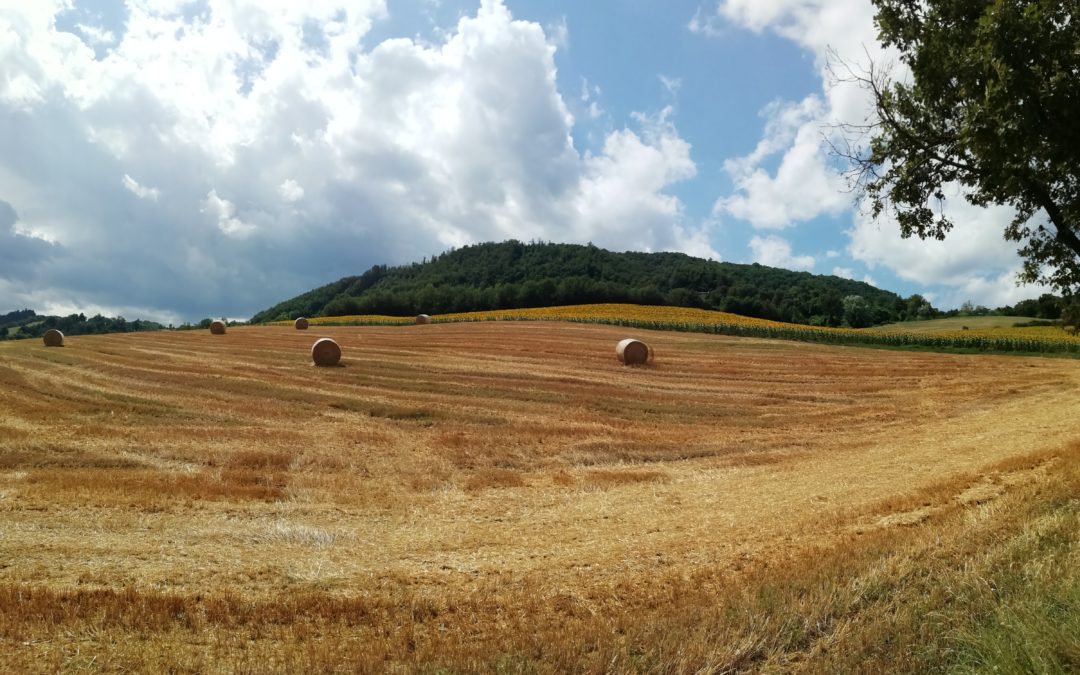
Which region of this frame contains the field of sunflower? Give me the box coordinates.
[272,304,1080,354]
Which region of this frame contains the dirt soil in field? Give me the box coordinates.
[1,322,1077,604]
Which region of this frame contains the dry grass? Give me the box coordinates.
[0,322,1078,672]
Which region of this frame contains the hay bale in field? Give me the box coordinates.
[415,314,431,325]
[311,337,341,367]
[210,320,226,335]
[294,317,310,330]
[616,338,652,365]
[42,329,64,347]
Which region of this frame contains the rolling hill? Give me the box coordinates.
[251,240,924,327]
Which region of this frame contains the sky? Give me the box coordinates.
[0,0,1050,324]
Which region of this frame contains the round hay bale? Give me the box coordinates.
[294,317,310,330]
[209,320,226,335]
[615,338,652,365]
[311,337,341,367]
[415,314,431,325]
[42,329,64,347]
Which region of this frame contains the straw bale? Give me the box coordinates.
[42,329,64,347]
[615,338,652,365]
[415,314,431,325]
[294,317,310,330]
[210,320,226,335]
[311,337,341,367]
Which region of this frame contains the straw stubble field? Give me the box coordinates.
[1,322,1078,672]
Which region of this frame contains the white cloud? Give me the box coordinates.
[749,234,814,271]
[202,190,255,238]
[75,24,116,47]
[571,106,713,256]
[580,77,604,118]
[687,6,724,37]
[717,97,849,228]
[847,190,1050,306]
[279,179,304,202]
[658,74,682,96]
[712,0,879,62]
[0,0,709,319]
[122,174,160,200]
[546,16,569,49]
[831,266,853,279]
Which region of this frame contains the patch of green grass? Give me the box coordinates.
[784,467,1080,674]
[947,499,1080,674]
[873,315,1041,333]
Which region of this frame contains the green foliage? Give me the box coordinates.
[1002,293,1063,319]
[904,294,935,320]
[0,308,36,329]
[251,241,915,326]
[1062,297,1080,333]
[0,310,164,341]
[842,295,873,328]
[855,0,1080,293]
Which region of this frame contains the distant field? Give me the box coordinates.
[871,315,1044,333]
[1,323,1078,672]
[276,303,1080,354]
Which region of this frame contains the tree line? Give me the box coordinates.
[252,241,932,328]
[0,310,163,340]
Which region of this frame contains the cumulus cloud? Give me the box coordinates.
[749,234,814,271]
[717,96,848,229]
[697,0,1038,307]
[847,190,1049,306]
[0,0,708,319]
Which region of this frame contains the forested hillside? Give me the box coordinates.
[252,241,929,327]
[0,309,163,340]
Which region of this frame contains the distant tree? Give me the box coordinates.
[1062,297,1080,334]
[1036,293,1063,320]
[820,293,845,326]
[839,0,1080,294]
[665,287,705,308]
[843,295,874,328]
[905,294,934,321]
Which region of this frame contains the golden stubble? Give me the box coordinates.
[1,322,1078,667]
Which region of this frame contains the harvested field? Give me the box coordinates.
[0,322,1078,672]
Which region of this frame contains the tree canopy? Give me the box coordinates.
[251,241,921,327]
[844,0,1080,293]
[0,309,163,341]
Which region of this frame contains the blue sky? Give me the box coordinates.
[0,0,1044,323]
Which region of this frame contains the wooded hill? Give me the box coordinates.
[0,309,163,341]
[252,241,929,328]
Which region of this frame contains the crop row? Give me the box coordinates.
[271,304,1080,355]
